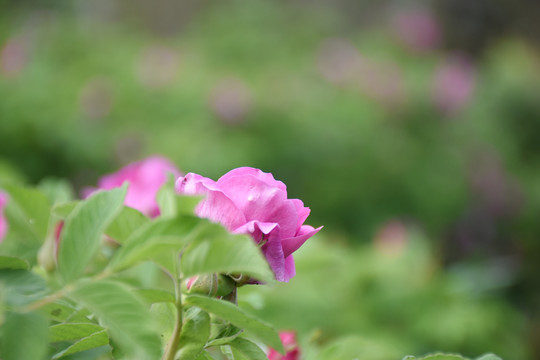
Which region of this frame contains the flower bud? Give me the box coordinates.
[186,274,235,297]
[38,235,56,273]
[38,221,64,272]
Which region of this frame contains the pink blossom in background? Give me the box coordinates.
[176,167,322,282]
[432,55,476,115]
[78,76,114,120]
[209,77,252,125]
[317,38,362,86]
[84,156,181,217]
[373,220,408,257]
[268,331,300,360]
[0,191,8,242]
[356,59,407,107]
[135,45,180,89]
[316,38,406,107]
[391,9,441,52]
[0,36,29,78]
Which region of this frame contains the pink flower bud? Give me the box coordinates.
[432,55,476,116]
[268,331,300,360]
[0,191,8,242]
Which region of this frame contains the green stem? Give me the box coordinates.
[22,270,113,313]
[162,255,184,360]
[22,284,74,312]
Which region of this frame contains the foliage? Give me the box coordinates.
[0,183,282,359]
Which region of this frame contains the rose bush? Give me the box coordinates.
[176,167,322,282]
[0,190,7,242]
[83,156,181,217]
[268,331,300,360]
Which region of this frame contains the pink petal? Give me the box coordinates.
[291,199,311,228]
[281,225,323,258]
[282,255,296,282]
[233,219,287,281]
[177,173,247,231]
[218,175,298,238]
[233,220,278,240]
[86,156,181,217]
[217,167,287,192]
[0,191,8,242]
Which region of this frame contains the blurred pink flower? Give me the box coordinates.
[78,77,114,120]
[0,36,29,78]
[373,220,408,257]
[317,38,362,86]
[84,156,181,217]
[135,45,180,89]
[209,77,252,125]
[391,9,441,52]
[268,331,300,360]
[356,59,406,107]
[0,191,8,242]
[316,38,406,107]
[432,55,476,115]
[176,167,322,282]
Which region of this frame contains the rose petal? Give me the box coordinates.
[233,220,279,240]
[177,173,247,231]
[218,167,287,192]
[291,199,311,228]
[86,156,180,217]
[281,225,323,258]
[219,175,298,238]
[282,255,296,282]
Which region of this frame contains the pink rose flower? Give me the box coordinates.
[0,191,8,242]
[84,156,181,217]
[432,54,476,115]
[175,167,322,282]
[268,331,300,360]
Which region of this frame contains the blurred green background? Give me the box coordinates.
[1,0,540,358]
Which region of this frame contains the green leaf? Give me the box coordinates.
[57,186,127,283]
[51,201,79,219]
[137,288,176,304]
[228,337,268,360]
[207,321,243,347]
[319,336,401,360]
[177,306,211,360]
[476,355,503,360]
[404,355,467,360]
[108,216,200,272]
[0,311,48,360]
[40,301,91,323]
[0,269,47,306]
[185,295,283,354]
[37,178,75,205]
[150,302,176,345]
[3,184,51,242]
[0,255,28,270]
[105,206,149,244]
[197,352,216,360]
[49,323,105,342]
[70,279,161,359]
[51,330,109,359]
[181,223,274,283]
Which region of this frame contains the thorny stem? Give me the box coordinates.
[162,253,184,360]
